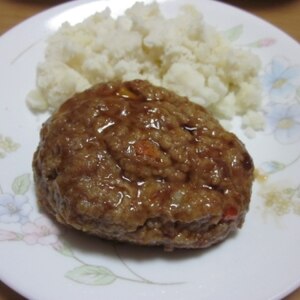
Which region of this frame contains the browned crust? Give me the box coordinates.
[33,80,254,251]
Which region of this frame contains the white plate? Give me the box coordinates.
[1,1,300,299]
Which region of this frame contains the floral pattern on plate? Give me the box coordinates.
[260,58,300,144]
[222,24,277,48]
[258,183,300,216]
[0,3,300,297]
[0,134,19,159]
[0,174,183,286]
[262,57,300,103]
[224,25,300,217]
[264,103,300,144]
[260,153,300,175]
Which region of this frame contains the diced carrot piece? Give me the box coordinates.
[134,139,160,158]
[223,206,238,221]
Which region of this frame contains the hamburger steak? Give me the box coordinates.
[33,80,254,251]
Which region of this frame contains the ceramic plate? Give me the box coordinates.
[0,0,300,299]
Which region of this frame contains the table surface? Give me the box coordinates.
[0,0,299,299]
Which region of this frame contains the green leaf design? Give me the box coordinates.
[0,135,20,158]
[282,188,296,197]
[66,265,116,285]
[270,161,286,171]
[53,241,74,258]
[12,173,31,195]
[223,25,243,42]
[262,161,286,174]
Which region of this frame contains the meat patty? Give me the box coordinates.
[33,80,254,251]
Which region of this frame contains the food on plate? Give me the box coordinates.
[26,2,264,135]
[33,80,254,251]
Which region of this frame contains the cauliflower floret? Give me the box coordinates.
[163,62,205,100]
[33,61,90,111]
[27,2,263,136]
[211,92,236,120]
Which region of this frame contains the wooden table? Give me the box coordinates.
[0,0,299,299]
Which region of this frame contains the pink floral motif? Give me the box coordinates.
[21,217,60,246]
[0,229,19,241]
[255,38,276,48]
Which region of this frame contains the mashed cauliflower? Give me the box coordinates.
[27,2,264,134]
